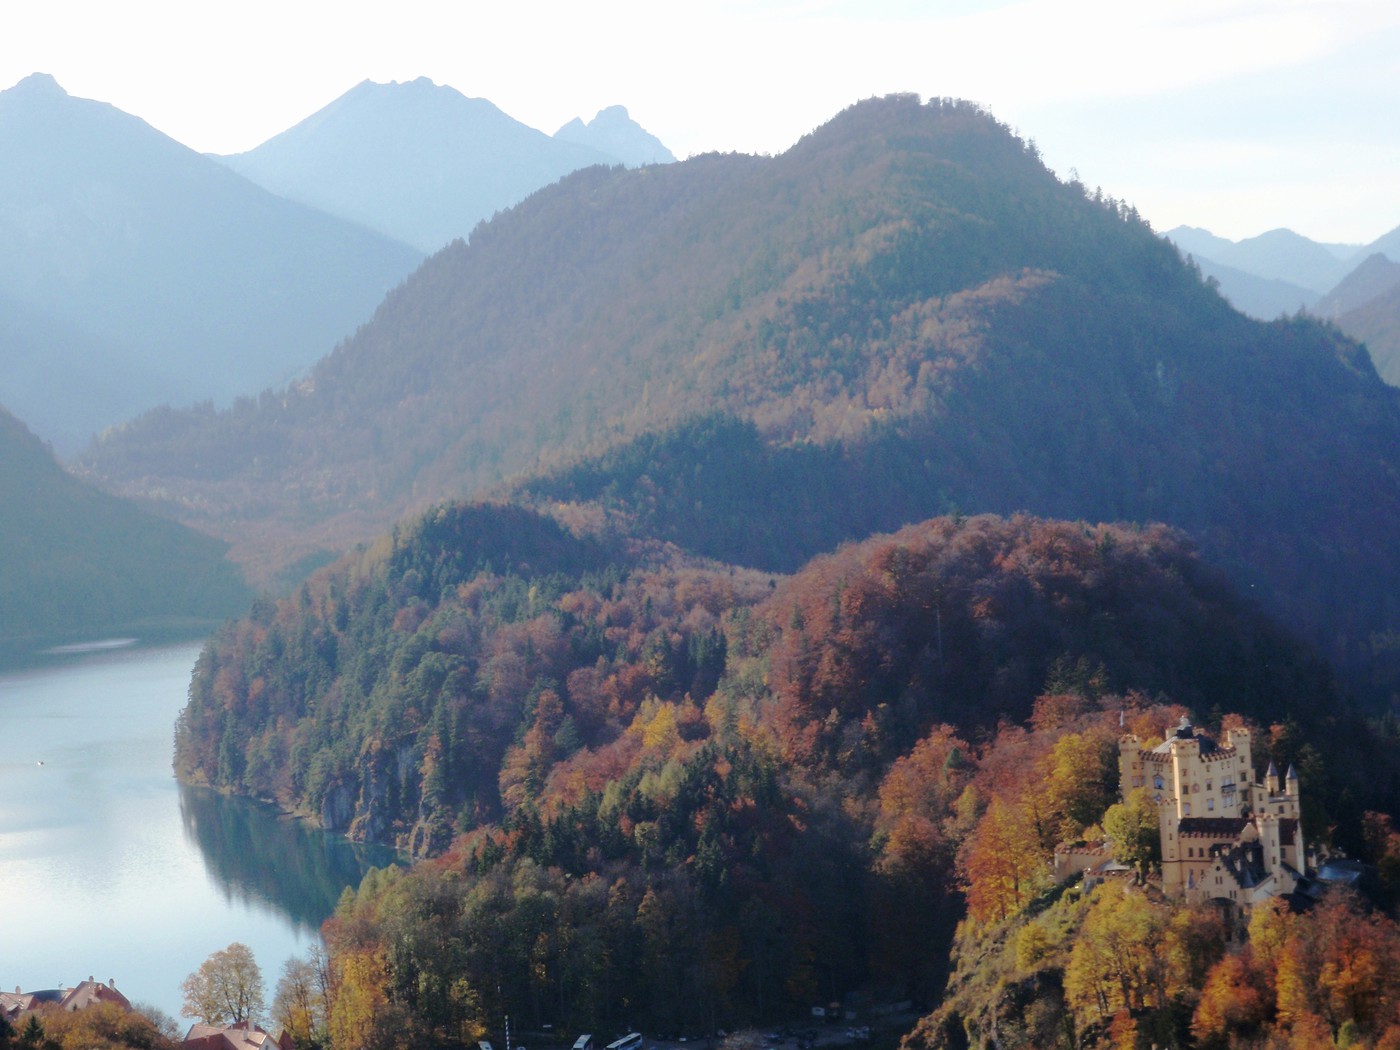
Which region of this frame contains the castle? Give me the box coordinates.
[1118,717,1307,912]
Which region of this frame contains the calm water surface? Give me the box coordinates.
[0,640,396,1019]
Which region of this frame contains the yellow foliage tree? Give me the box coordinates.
[329,949,391,1050]
[1063,886,1168,1027]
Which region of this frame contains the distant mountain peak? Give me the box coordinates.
[592,104,633,124]
[8,71,67,96]
[554,104,674,166]
[216,80,644,252]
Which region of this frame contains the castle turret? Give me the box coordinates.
[1286,764,1299,796]
[1265,760,1280,796]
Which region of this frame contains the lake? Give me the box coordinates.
[0,639,397,1021]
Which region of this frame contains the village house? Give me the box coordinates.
[181,1018,295,1050]
[1,977,131,1024]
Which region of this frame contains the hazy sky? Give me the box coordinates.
[6,0,1398,243]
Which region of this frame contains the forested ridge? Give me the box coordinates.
[80,95,1400,708]
[174,503,1400,1048]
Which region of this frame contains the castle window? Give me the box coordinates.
[1154,775,1164,790]
[1208,798,1215,811]
[1184,803,1192,815]
[1193,783,1200,793]
[1206,780,1213,791]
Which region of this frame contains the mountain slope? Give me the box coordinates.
[217,78,668,253]
[1314,252,1400,318]
[0,287,167,450]
[1369,223,1400,261]
[0,406,249,644]
[1180,251,1317,319]
[83,95,1400,694]
[0,72,422,453]
[1336,282,1400,386]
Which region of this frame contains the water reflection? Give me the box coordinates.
[178,784,403,932]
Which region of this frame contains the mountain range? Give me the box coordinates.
[1164,223,1400,384]
[0,72,423,454]
[1165,225,1358,294]
[216,77,675,253]
[80,95,1400,702]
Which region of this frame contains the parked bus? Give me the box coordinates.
[607,1034,643,1050]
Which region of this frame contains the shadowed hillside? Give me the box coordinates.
[0,406,250,644]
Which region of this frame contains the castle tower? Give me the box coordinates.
[1168,724,1200,819]
[1223,726,1254,811]
[1118,734,1144,801]
[1286,766,1304,870]
[1258,813,1283,879]
[1158,797,1185,895]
